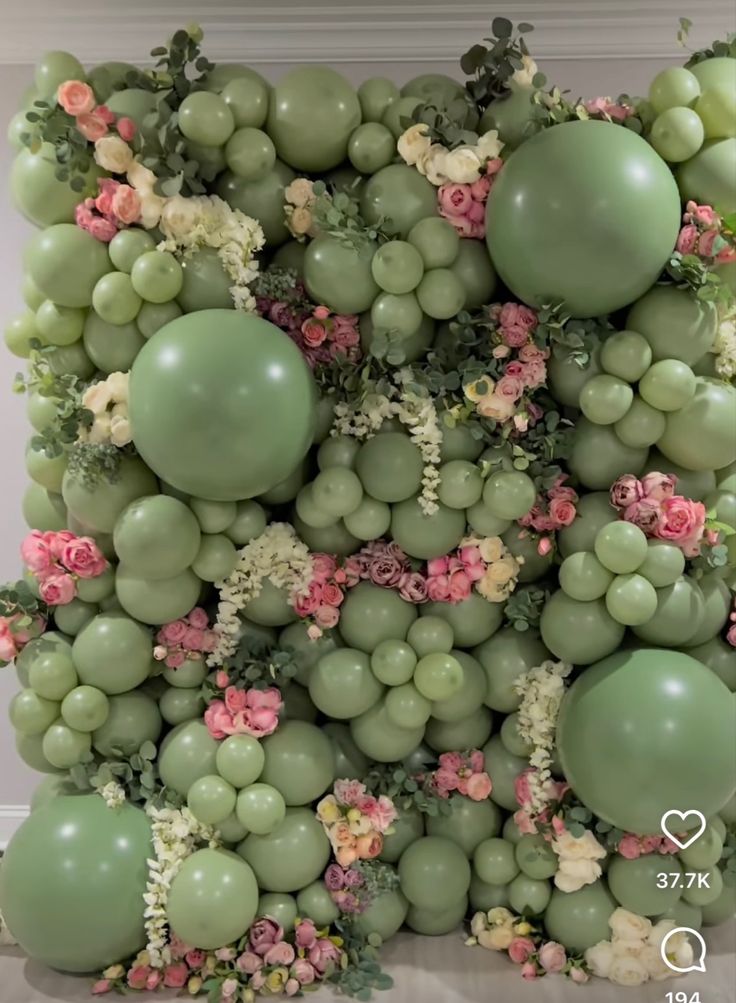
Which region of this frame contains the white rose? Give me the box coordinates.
[443,145,482,183]
[397,123,430,166]
[609,908,653,944]
[639,945,676,982]
[105,371,129,404]
[159,195,199,240]
[475,129,504,162]
[416,143,448,186]
[284,177,316,208]
[139,190,166,229]
[88,413,112,444]
[512,54,538,89]
[584,941,614,978]
[82,381,112,415]
[646,919,677,950]
[94,135,133,174]
[612,937,648,958]
[553,828,607,862]
[470,912,488,938]
[554,858,601,892]
[127,160,157,194]
[110,414,132,447]
[478,925,514,951]
[608,956,649,987]
[672,938,694,971]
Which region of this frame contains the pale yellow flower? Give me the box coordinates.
[464,377,495,402]
[94,135,133,174]
[479,536,505,563]
[290,206,314,235]
[397,123,430,166]
[443,145,482,183]
[285,177,315,208]
[316,795,341,824]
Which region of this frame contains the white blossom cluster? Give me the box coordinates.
[585,910,693,986]
[97,780,126,809]
[514,659,571,815]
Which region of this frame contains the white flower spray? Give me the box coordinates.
[514,658,571,816]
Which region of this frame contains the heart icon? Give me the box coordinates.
[660,810,707,851]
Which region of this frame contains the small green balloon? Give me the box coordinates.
[92,690,162,757]
[159,686,205,726]
[91,272,142,327]
[649,67,701,113]
[398,836,471,910]
[558,491,618,558]
[408,216,460,269]
[108,229,156,274]
[355,888,409,942]
[474,838,520,885]
[406,896,468,936]
[189,497,236,533]
[158,721,219,796]
[312,467,363,518]
[421,592,504,648]
[26,442,67,493]
[259,720,335,806]
[175,247,233,313]
[580,374,634,425]
[407,616,454,658]
[339,582,417,653]
[426,796,501,857]
[416,268,466,320]
[46,341,95,379]
[343,496,392,541]
[11,144,101,228]
[696,86,736,140]
[684,573,732,647]
[4,311,44,358]
[60,685,109,732]
[544,882,618,952]
[609,855,684,915]
[426,706,493,753]
[25,223,112,309]
[571,419,648,490]
[370,639,417,685]
[679,824,724,870]
[178,91,235,146]
[53,598,98,637]
[225,500,267,545]
[627,284,717,366]
[188,775,237,826]
[16,731,63,774]
[640,359,697,412]
[600,329,653,382]
[216,734,266,789]
[614,396,667,448]
[650,106,705,163]
[295,882,339,926]
[381,95,423,138]
[679,137,735,213]
[130,251,183,304]
[515,834,558,880]
[221,76,269,129]
[115,566,202,626]
[437,460,483,509]
[391,496,466,560]
[431,650,487,723]
[348,122,395,174]
[594,520,649,574]
[28,650,78,701]
[137,300,182,339]
[469,875,511,912]
[371,240,425,295]
[242,579,297,627]
[310,648,385,719]
[414,653,464,702]
[350,699,425,762]
[559,551,614,601]
[605,573,658,625]
[361,164,438,238]
[217,161,296,247]
[238,807,331,892]
[62,456,158,534]
[379,805,425,863]
[450,238,497,309]
[658,377,736,472]
[10,689,60,736]
[192,534,237,582]
[482,470,536,521]
[225,127,275,180]
[499,715,533,757]
[236,783,287,835]
[35,301,85,347]
[540,590,625,665]
[632,576,706,647]
[42,720,92,768]
[385,683,432,729]
[475,628,550,713]
[358,77,400,122]
[114,495,201,579]
[258,893,298,931]
[355,432,424,503]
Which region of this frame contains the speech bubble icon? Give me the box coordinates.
[660,809,707,851]
[660,927,707,974]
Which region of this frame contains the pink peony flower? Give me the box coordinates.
[315,604,340,629]
[225,686,248,714]
[0,621,19,663]
[499,302,537,344]
[250,917,284,955]
[623,497,663,534]
[77,111,109,142]
[95,105,115,125]
[691,203,718,226]
[617,834,642,859]
[111,184,141,224]
[185,949,206,969]
[21,530,56,574]
[470,175,491,201]
[321,582,344,607]
[363,794,398,831]
[369,556,404,588]
[584,97,632,121]
[334,778,367,805]
[88,216,118,242]
[656,496,706,555]
[426,574,451,602]
[438,183,473,217]
[57,80,96,116]
[295,919,318,951]
[426,556,449,577]
[116,116,136,142]
[264,942,296,966]
[163,963,189,988]
[434,767,460,795]
[610,474,642,510]
[398,572,428,603]
[325,863,346,890]
[294,581,323,617]
[549,497,576,527]
[311,553,337,582]
[509,937,536,965]
[61,537,107,578]
[291,958,317,985]
[676,224,698,255]
[640,471,677,501]
[466,772,493,800]
[39,572,77,605]
[309,938,342,974]
[538,941,567,974]
[236,951,263,974]
[447,568,472,602]
[521,359,546,389]
[514,809,538,835]
[302,318,327,348]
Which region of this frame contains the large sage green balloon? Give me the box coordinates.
[355,888,409,941]
[631,576,705,647]
[339,582,417,653]
[238,807,331,892]
[683,573,731,647]
[482,735,528,811]
[11,144,101,228]
[113,495,201,579]
[158,721,219,796]
[677,138,736,214]
[72,614,152,695]
[540,590,625,665]
[259,720,335,806]
[129,310,315,500]
[22,483,67,532]
[608,855,683,916]
[406,895,468,936]
[391,496,466,560]
[544,882,618,952]
[309,648,384,719]
[167,848,257,950]
[355,432,424,502]
[569,418,649,489]
[62,456,158,534]
[486,121,681,317]
[626,284,717,365]
[658,377,736,471]
[295,882,339,926]
[557,648,736,832]
[421,593,504,647]
[304,234,379,314]
[426,796,501,857]
[25,224,112,309]
[474,628,550,712]
[0,796,150,972]
[267,66,360,171]
[361,164,438,238]
[115,566,201,625]
[351,699,425,762]
[217,161,295,246]
[398,836,471,910]
[92,691,162,757]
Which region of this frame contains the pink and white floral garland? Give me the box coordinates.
[429,750,492,801]
[316,779,397,867]
[21,529,109,605]
[675,200,736,264]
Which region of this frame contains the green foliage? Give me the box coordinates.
[251,265,309,309]
[14,350,92,459]
[20,98,94,190]
[330,919,394,999]
[203,634,301,702]
[684,30,736,63]
[310,180,390,250]
[68,740,164,807]
[667,251,735,306]
[534,302,612,367]
[460,17,539,111]
[505,585,549,632]
[362,761,453,818]
[405,100,478,150]
[65,442,129,490]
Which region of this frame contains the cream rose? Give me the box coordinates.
[646,919,676,951]
[475,129,504,162]
[106,372,129,404]
[87,413,112,444]
[639,945,675,982]
[511,55,539,89]
[416,143,448,186]
[94,135,134,174]
[485,556,518,585]
[477,392,516,422]
[397,123,431,166]
[160,195,199,240]
[477,581,510,603]
[289,206,314,236]
[584,941,614,978]
[478,925,514,951]
[553,828,607,862]
[127,160,157,194]
[554,858,602,893]
[82,381,112,415]
[479,536,505,563]
[110,413,132,447]
[285,177,316,208]
[470,913,488,938]
[139,190,166,229]
[608,908,653,944]
[608,956,649,987]
[443,145,482,184]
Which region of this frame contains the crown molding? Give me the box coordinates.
[2,2,734,65]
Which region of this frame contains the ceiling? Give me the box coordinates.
[3,1,734,66]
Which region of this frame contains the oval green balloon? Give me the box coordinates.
[677,137,736,214]
[236,783,286,835]
[544,881,617,952]
[295,881,339,927]
[406,895,468,936]
[11,144,101,228]
[426,797,501,857]
[626,284,717,366]
[631,576,705,647]
[167,848,257,950]
[569,418,649,490]
[309,648,385,719]
[158,721,219,796]
[304,234,380,315]
[339,582,417,653]
[482,735,528,811]
[188,775,237,826]
[658,377,736,472]
[421,592,504,648]
[238,807,331,892]
[361,164,438,239]
[474,627,550,713]
[72,613,152,695]
[113,494,201,579]
[92,690,162,757]
[540,589,625,665]
[25,223,112,309]
[259,720,335,806]
[354,888,409,941]
[398,836,471,911]
[608,854,683,916]
[115,565,201,626]
[391,496,466,560]
[350,699,425,762]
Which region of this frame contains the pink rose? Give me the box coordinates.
[165,651,186,669]
[294,581,323,617]
[426,556,449,577]
[185,949,206,969]
[161,619,188,644]
[617,834,642,859]
[321,583,344,607]
[537,536,553,557]
[309,938,342,974]
[509,937,536,965]
[514,809,538,835]
[448,568,472,602]
[96,105,115,125]
[698,229,719,257]
[48,530,75,560]
[426,575,451,602]
[163,963,189,988]
[183,626,206,651]
[521,961,539,981]
[727,622,736,647]
[676,224,698,255]
[57,80,96,116]
[610,474,642,510]
[313,305,331,320]
[551,814,567,836]
[538,941,567,974]
[518,343,549,363]
[624,497,663,534]
[77,111,109,142]
[21,530,57,574]
[291,958,316,986]
[225,686,248,714]
[495,375,524,401]
[438,183,473,217]
[250,971,266,991]
[499,302,537,338]
[215,670,230,689]
[204,700,233,740]
[465,199,486,224]
[250,917,284,954]
[39,572,77,605]
[514,768,533,809]
[116,116,136,141]
[311,553,337,582]
[570,966,590,984]
[656,496,706,556]
[302,318,327,347]
[521,359,546,389]
[692,203,718,226]
[364,794,398,831]
[434,767,460,795]
[486,157,504,178]
[88,217,118,242]
[548,497,576,527]
[334,778,367,805]
[398,572,428,603]
[186,607,208,629]
[111,184,141,224]
[295,919,318,950]
[439,752,463,771]
[127,966,151,990]
[236,951,263,974]
[325,863,347,890]
[0,621,19,663]
[641,835,661,854]
[264,942,296,966]
[470,175,491,201]
[641,471,678,501]
[315,604,340,629]
[466,771,492,800]
[61,537,107,578]
[91,980,111,995]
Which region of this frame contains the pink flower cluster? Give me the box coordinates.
[21,530,108,606]
[323,862,368,914]
[75,178,141,242]
[518,476,579,555]
[153,607,217,668]
[437,158,502,238]
[610,472,710,557]
[426,545,485,604]
[57,80,136,143]
[431,750,493,801]
[727,598,736,647]
[345,540,428,603]
[676,201,736,263]
[617,833,680,860]
[292,552,348,636]
[583,96,634,122]
[257,296,361,369]
[509,938,581,981]
[494,302,539,350]
[204,685,282,740]
[513,767,569,836]
[0,612,45,664]
[316,779,397,867]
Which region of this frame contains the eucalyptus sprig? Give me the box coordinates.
[505,585,550,632]
[460,16,545,112]
[405,99,479,149]
[19,99,94,190]
[203,634,301,699]
[68,741,164,807]
[362,761,453,818]
[330,920,394,1000]
[310,180,391,250]
[682,25,736,62]
[666,251,735,306]
[14,349,92,458]
[534,303,612,367]
[66,441,131,490]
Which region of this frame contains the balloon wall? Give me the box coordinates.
[1,15,735,999]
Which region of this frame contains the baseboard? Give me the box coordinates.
[0,806,30,849]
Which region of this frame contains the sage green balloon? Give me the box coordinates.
[16,632,71,687]
[113,495,201,579]
[407,216,460,270]
[689,56,736,93]
[192,534,237,582]
[4,310,43,358]
[236,783,287,835]
[259,720,334,806]
[225,500,267,545]
[402,72,465,106]
[614,396,666,448]
[370,639,417,686]
[540,590,625,665]
[370,290,423,338]
[339,582,417,653]
[701,881,736,926]
[371,240,424,295]
[683,573,731,647]
[92,690,162,757]
[437,460,483,509]
[267,66,360,171]
[309,648,384,719]
[25,224,112,309]
[355,432,424,503]
[23,274,46,311]
[60,685,109,732]
[26,442,66,493]
[381,95,423,138]
[407,616,454,657]
[482,735,528,811]
[178,91,235,146]
[319,723,366,782]
[158,721,219,796]
[238,807,331,892]
[215,734,266,790]
[296,484,339,528]
[466,502,510,538]
[677,137,736,214]
[27,391,58,432]
[84,311,146,373]
[130,251,182,305]
[104,88,158,130]
[62,456,158,533]
[115,566,201,626]
[474,627,550,713]
[225,127,275,180]
[167,848,257,950]
[426,706,493,753]
[631,576,706,647]
[385,683,432,729]
[282,682,318,724]
[486,121,681,317]
[259,893,298,931]
[449,238,497,309]
[358,77,400,122]
[544,882,618,952]
[391,496,466,560]
[16,731,62,774]
[482,470,536,520]
[609,855,684,915]
[679,824,724,870]
[189,497,236,533]
[559,551,614,601]
[474,838,520,885]
[188,775,237,826]
[292,513,360,558]
[304,234,379,315]
[558,491,618,558]
[469,875,511,912]
[361,164,438,238]
[659,900,704,931]
[344,496,392,541]
[639,359,697,412]
[399,836,471,910]
[570,418,649,490]
[515,834,559,880]
[175,247,233,313]
[217,161,295,246]
[379,805,425,863]
[137,300,183,339]
[42,720,91,768]
[130,310,315,500]
[221,75,269,129]
[10,689,59,736]
[91,271,142,327]
[36,300,85,346]
[594,521,648,574]
[658,377,736,471]
[426,796,501,857]
[413,652,464,702]
[580,374,634,425]
[312,467,363,518]
[295,882,339,926]
[0,796,150,971]
[47,341,95,379]
[348,122,395,174]
[705,487,736,529]
[28,649,77,701]
[626,284,717,365]
[649,66,701,113]
[22,481,67,531]
[416,268,466,320]
[502,816,525,845]
[72,613,152,695]
[421,592,504,647]
[650,106,705,162]
[159,686,205,726]
[242,579,297,628]
[558,647,736,832]
[108,229,156,274]
[53,598,97,637]
[11,144,101,228]
[431,650,487,722]
[406,895,468,936]
[350,699,425,762]
[689,637,736,691]
[479,82,536,147]
[548,344,604,408]
[601,329,653,382]
[355,887,409,941]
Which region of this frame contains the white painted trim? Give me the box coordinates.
[1,1,733,65]
[0,805,30,848]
